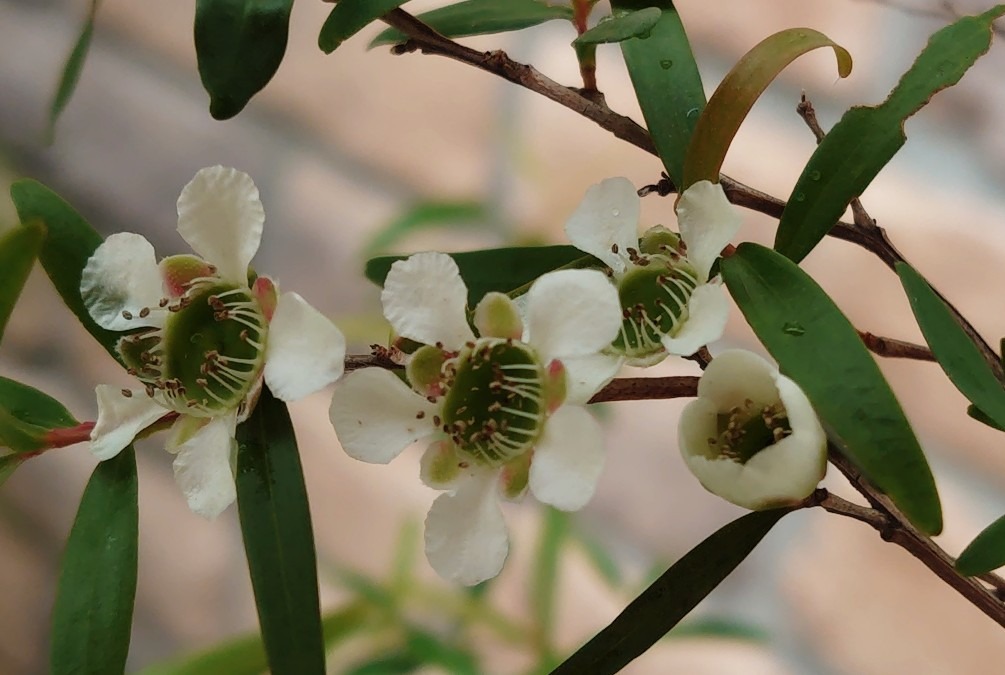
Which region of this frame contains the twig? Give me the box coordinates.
[588,376,698,403]
[858,330,935,361]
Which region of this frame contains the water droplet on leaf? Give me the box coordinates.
[794,192,805,202]
[809,170,821,181]
[660,59,673,70]
[782,321,805,336]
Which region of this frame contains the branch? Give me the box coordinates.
[588,376,698,403]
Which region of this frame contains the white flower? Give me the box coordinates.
[564,177,741,365]
[678,349,826,510]
[81,166,346,518]
[329,252,622,585]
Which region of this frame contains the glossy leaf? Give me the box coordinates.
[236,386,325,675]
[957,514,1005,576]
[364,200,489,255]
[775,6,1005,262]
[683,28,851,189]
[0,377,78,454]
[573,7,662,46]
[320,0,412,53]
[195,0,294,119]
[553,509,787,674]
[47,0,101,139]
[722,243,942,534]
[611,0,704,187]
[370,0,573,47]
[0,221,45,341]
[51,448,138,675]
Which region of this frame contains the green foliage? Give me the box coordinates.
[0,377,78,456]
[530,508,569,658]
[722,243,942,535]
[51,449,139,675]
[957,514,1005,576]
[47,0,101,140]
[0,219,44,341]
[774,6,1005,262]
[195,0,294,119]
[320,0,413,53]
[573,8,662,46]
[365,200,490,256]
[668,615,769,643]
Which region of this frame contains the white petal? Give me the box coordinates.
[676,181,741,281]
[328,368,437,464]
[529,406,605,511]
[89,385,167,460]
[525,269,621,364]
[564,177,639,274]
[424,471,509,585]
[696,349,779,409]
[561,352,624,406]
[171,414,238,519]
[80,233,166,330]
[381,252,474,350]
[661,282,729,356]
[176,166,264,285]
[264,292,346,401]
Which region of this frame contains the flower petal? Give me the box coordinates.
[419,439,464,490]
[264,292,346,401]
[561,352,624,405]
[329,368,437,464]
[80,233,167,330]
[381,252,475,350]
[89,385,167,460]
[661,282,729,356]
[676,180,741,281]
[171,414,238,518]
[424,471,509,585]
[529,406,605,511]
[564,177,639,274]
[525,269,621,364]
[696,349,779,409]
[176,166,264,285]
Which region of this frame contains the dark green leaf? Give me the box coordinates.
[51,448,138,675]
[722,243,942,534]
[775,6,1005,262]
[236,386,325,675]
[0,377,78,454]
[320,0,412,53]
[573,8,662,46]
[365,200,489,256]
[195,0,294,119]
[0,221,45,341]
[370,0,573,47]
[968,403,1005,432]
[47,0,100,139]
[552,509,787,674]
[957,514,1005,576]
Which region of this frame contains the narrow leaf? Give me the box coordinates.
[530,508,569,651]
[0,221,45,341]
[573,8,662,46]
[957,514,1005,576]
[320,0,413,53]
[0,377,78,454]
[48,0,101,139]
[722,243,942,534]
[364,200,488,256]
[0,454,27,487]
[968,403,1005,432]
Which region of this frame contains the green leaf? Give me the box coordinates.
[0,454,27,487]
[403,629,479,675]
[370,0,573,47]
[236,386,325,675]
[0,377,78,454]
[364,200,489,256]
[571,527,622,587]
[530,508,569,653]
[898,263,1005,429]
[957,514,1005,576]
[552,509,787,674]
[0,220,45,341]
[320,0,413,53]
[47,0,101,140]
[573,8,662,46]
[51,448,139,675]
[683,28,851,189]
[968,403,1005,432]
[611,0,705,186]
[774,6,1005,262]
[195,0,294,119]
[722,243,942,534]
[668,616,769,643]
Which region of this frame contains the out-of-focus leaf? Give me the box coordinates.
[571,527,622,587]
[195,0,294,119]
[552,509,788,674]
[364,200,489,256]
[345,652,418,675]
[683,28,851,189]
[0,454,27,487]
[668,616,769,643]
[51,448,138,675]
[404,629,479,675]
[320,0,413,53]
[0,377,78,454]
[531,508,569,651]
[957,514,1005,576]
[574,7,662,46]
[0,220,45,341]
[236,387,324,675]
[48,0,101,139]
[722,243,942,535]
[775,6,1005,262]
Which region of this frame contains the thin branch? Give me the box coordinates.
[588,376,698,403]
[858,330,935,361]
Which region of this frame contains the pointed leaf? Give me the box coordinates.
[722,243,942,534]
[0,377,78,454]
[320,0,413,53]
[48,0,101,139]
[573,8,662,46]
[364,200,489,256]
[0,220,45,341]
[968,403,1005,432]
[957,514,1005,576]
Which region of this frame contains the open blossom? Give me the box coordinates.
[329,252,622,585]
[678,349,826,510]
[564,177,741,365]
[81,166,346,518]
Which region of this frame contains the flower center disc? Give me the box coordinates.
[612,261,697,360]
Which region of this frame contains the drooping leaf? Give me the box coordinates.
[683,28,851,189]
[774,6,1005,262]
[320,0,413,53]
[0,377,78,454]
[573,7,662,46]
[957,514,1005,576]
[722,243,942,534]
[51,448,138,675]
[364,200,489,256]
[0,220,45,341]
[552,509,788,674]
[195,0,294,119]
[235,386,325,675]
[47,0,101,140]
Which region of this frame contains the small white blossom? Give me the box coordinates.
[82,166,346,518]
[678,349,826,509]
[329,252,622,585]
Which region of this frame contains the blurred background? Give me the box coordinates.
[3,0,1005,672]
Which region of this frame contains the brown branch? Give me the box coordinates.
[858,330,935,361]
[588,376,698,403]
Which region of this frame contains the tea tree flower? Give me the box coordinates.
[678,349,826,510]
[329,252,622,585]
[564,177,741,365]
[81,166,346,517]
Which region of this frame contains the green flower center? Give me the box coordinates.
[711,400,792,464]
[611,258,698,361]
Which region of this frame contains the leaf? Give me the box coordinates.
[898,263,1005,429]
[370,0,573,47]
[235,386,325,675]
[722,243,942,534]
[195,0,294,119]
[364,200,489,256]
[0,454,27,487]
[774,6,1005,262]
[320,0,413,53]
[968,403,1005,432]
[611,0,705,187]
[957,514,1005,576]
[683,28,851,189]
[0,377,78,454]
[50,448,138,675]
[668,616,769,643]
[552,509,787,674]
[530,508,569,651]
[0,220,45,341]
[573,7,662,46]
[47,0,101,140]
[403,629,479,675]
